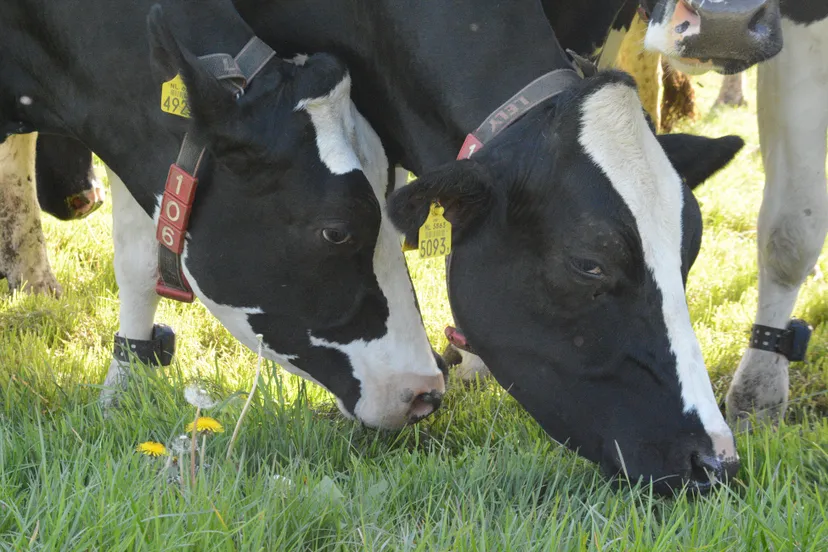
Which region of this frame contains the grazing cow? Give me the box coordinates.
[10,0,746,492]
[0,0,445,429]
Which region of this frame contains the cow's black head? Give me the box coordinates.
[146,5,444,429]
[643,0,783,74]
[389,71,744,494]
[35,135,105,220]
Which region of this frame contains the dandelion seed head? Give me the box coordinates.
[184,383,219,409]
[171,434,193,454]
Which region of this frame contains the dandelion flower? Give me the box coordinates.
[184,384,219,410]
[136,441,168,457]
[186,416,224,434]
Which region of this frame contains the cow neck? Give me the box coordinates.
[241,0,575,175]
[154,37,275,303]
[374,22,575,175]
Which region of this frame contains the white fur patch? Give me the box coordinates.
[578,83,733,445]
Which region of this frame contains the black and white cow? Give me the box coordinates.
[5,0,746,493]
[0,0,445,429]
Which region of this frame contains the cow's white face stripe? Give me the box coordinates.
[298,74,444,428]
[578,83,733,444]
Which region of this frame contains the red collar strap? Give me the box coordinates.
[456,68,581,160]
[155,36,275,302]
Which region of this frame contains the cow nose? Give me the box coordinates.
[67,184,106,219]
[407,390,443,423]
[689,452,740,492]
[687,0,782,62]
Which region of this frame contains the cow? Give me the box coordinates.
[0,0,445,430]
[5,0,748,493]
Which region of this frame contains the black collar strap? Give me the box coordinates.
[456,68,582,160]
[749,319,813,362]
[155,36,276,302]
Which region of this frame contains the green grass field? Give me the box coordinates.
[1,69,827,550]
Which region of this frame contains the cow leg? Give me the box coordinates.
[101,167,169,407]
[726,18,828,430]
[715,73,747,107]
[0,133,61,296]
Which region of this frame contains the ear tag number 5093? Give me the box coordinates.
[418,203,452,259]
[161,74,191,118]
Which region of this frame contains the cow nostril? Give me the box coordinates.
[408,391,442,422]
[689,452,740,492]
[747,7,768,35]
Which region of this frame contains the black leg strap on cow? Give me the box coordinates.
[155,36,276,303]
[749,319,812,362]
[113,324,176,366]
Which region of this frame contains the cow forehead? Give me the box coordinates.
[578,83,683,237]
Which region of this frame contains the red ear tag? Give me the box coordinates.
[457,134,484,160]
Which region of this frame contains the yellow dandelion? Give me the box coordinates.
[186,416,224,434]
[136,441,168,457]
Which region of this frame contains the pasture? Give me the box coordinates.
[1,69,827,551]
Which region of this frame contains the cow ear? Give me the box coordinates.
[657,133,745,190]
[387,161,495,248]
[146,4,237,126]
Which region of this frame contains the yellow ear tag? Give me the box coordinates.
[161,74,191,118]
[417,203,452,258]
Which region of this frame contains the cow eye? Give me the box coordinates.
[322,227,353,245]
[571,258,604,278]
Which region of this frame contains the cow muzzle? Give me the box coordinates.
[654,0,782,74]
[65,180,106,219]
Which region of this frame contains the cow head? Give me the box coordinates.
[389,71,744,494]
[146,5,444,429]
[642,0,783,74]
[35,135,105,220]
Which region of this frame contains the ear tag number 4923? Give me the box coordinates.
[418,203,452,259]
[161,74,191,118]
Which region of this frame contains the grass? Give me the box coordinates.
[1,68,827,550]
